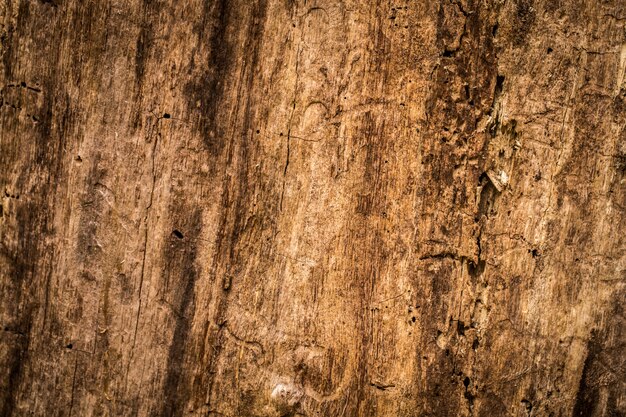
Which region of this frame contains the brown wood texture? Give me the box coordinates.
[1,1,625,416]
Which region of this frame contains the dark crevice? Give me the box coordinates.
[472,337,480,350]
[442,18,467,58]
[467,259,486,277]
[486,75,506,135]
[7,81,42,93]
[463,373,475,414]
[464,390,475,412]
[370,382,395,391]
[454,1,469,17]
[495,75,505,97]
[477,173,499,218]
[37,0,58,7]
[419,251,459,261]
[457,320,467,336]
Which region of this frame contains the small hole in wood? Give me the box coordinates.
[472,338,480,350]
[172,230,184,239]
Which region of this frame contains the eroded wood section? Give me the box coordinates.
[0,0,624,416]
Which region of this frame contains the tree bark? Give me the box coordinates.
[1,0,624,416]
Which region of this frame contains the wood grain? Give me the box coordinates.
[0,0,624,416]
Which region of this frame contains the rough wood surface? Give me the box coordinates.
[1,1,625,416]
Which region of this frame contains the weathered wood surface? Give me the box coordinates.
[1,1,625,416]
